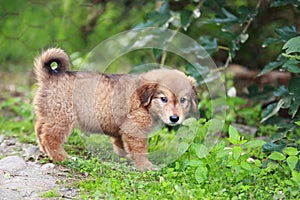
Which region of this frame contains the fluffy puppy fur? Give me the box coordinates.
[33,48,198,170]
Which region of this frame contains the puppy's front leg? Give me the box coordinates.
[122,134,153,170]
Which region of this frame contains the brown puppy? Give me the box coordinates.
[33,48,198,170]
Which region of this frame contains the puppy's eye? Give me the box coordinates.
[160,97,168,103]
[180,97,186,104]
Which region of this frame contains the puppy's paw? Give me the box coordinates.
[136,161,159,171]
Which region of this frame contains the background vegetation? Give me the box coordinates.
[1,0,300,199]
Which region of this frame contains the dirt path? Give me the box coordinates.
[0,135,78,199]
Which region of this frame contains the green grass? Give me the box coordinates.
[40,188,60,198]
[61,123,299,199]
[1,86,299,199]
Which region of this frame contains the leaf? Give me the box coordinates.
[284,147,299,156]
[282,36,300,54]
[244,140,266,149]
[292,170,300,185]
[182,117,197,126]
[268,151,286,161]
[232,146,242,160]
[180,9,193,30]
[185,63,209,83]
[146,11,171,26]
[258,61,283,76]
[262,37,282,47]
[274,85,289,97]
[271,0,300,7]
[195,165,208,184]
[187,159,203,167]
[194,144,210,158]
[282,60,300,73]
[159,1,170,14]
[261,100,285,123]
[295,121,300,126]
[289,98,300,118]
[178,142,190,155]
[262,142,286,154]
[228,125,240,142]
[206,8,237,24]
[262,26,298,47]
[241,161,252,171]
[287,156,298,171]
[199,36,218,54]
[275,26,298,39]
[288,77,300,94]
[216,148,231,158]
[237,5,258,21]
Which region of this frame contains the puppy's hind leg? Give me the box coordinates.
[35,120,72,162]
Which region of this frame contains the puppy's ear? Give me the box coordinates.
[188,76,199,114]
[137,83,158,107]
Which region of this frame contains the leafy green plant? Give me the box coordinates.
[0,89,35,143]
[61,121,300,199]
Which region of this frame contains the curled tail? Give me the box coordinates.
[34,48,70,82]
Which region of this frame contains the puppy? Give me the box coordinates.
[33,48,198,170]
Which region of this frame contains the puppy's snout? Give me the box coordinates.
[169,115,179,123]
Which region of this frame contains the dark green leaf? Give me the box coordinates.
[199,36,218,54]
[275,26,297,39]
[146,11,171,26]
[274,85,289,97]
[271,0,300,8]
[237,6,258,18]
[282,60,300,73]
[237,6,258,24]
[185,63,209,83]
[289,77,300,94]
[262,142,286,154]
[261,100,284,123]
[159,2,170,14]
[258,61,283,76]
[289,97,300,118]
[262,26,298,47]
[206,8,237,24]
[263,37,282,47]
[180,9,193,30]
[153,48,162,59]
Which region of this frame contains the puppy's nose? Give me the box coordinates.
[169,115,179,123]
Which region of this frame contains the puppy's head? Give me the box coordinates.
[139,69,198,126]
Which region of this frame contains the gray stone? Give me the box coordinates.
[0,135,5,143]
[0,156,26,173]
